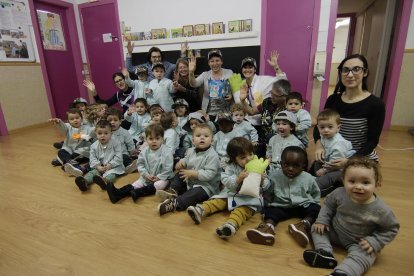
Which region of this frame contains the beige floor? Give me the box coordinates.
[0,125,413,275]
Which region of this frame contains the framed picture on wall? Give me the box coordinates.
[171,28,183,38]
[37,10,66,51]
[212,22,224,34]
[183,25,194,37]
[228,20,242,33]
[151,28,167,39]
[194,24,206,36]
[243,19,252,32]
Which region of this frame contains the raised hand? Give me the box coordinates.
[267,50,280,68]
[239,81,249,101]
[127,105,136,116]
[188,56,196,73]
[83,79,97,96]
[48,118,61,124]
[127,39,134,54]
[180,41,188,55]
[121,68,130,79]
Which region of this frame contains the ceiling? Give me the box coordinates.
[338,0,375,14]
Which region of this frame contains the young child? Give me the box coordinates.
[156,124,221,216]
[182,112,206,150]
[172,98,189,133]
[160,111,180,155]
[246,146,320,247]
[105,108,137,174]
[122,66,149,100]
[285,92,312,147]
[187,137,265,239]
[148,104,164,125]
[266,111,304,171]
[124,98,151,144]
[106,124,174,203]
[147,62,175,112]
[74,120,125,192]
[50,108,94,168]
[303,156,400,276]
[231,103,258,146]
[213,111,243,169]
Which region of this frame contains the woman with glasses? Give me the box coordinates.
[313,54,385,196]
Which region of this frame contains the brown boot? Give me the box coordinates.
[288,220,311,247]
[246,223,275,246]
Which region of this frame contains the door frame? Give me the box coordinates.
[78,0,124,86]
[321,0,413,129]
[28,0,85,118]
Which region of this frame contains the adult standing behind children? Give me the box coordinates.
[188,49,234,120]
[313,54,385,195]
[173,58,200,112]
[125,41,187,81]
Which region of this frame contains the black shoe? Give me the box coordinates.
[75,176,88,192]
[130,189,140,202]
[303,249,337,269]
[329,272,348,276]
[53,141,64,149]
[51,158,62,167]
[106,182,120,203]
[93,175,107,190]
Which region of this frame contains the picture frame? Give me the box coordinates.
[243,19,253,32]
[151,28,167,39]
[212,22,224,34]
[204,24,211,35]
[183,25,194,37]
[36,10,67,51]
[228,20,243,33]
[171,28,183,38]
[194,24,206,36]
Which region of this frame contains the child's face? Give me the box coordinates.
[135,102,147,115]
[286,99,302,113]
[96,126,112,145]
[241,65,256,79]
[107,115,121,131]
[146,134,163,150]
[343,166,377,204]
[192,128,213,150]
[189,119,200,131]
[208,57,223,72]
[236,152,254,168]
[317,118,340,139]
[138,73,147,82]
[232,110,245,124]
[68,113,82,128]
[175,105,187,117]
[153,68,165,80]
[281,151,305,179]
[275,120,293,137]
[74,103,86,112]
[270,88,287,106]
[218,120,234,133]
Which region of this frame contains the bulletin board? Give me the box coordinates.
[0,0,35,62]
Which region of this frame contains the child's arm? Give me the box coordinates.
[314,189,338,229]
[247,123,259,144]
[221,165,247,191]
[192,152,220,182]
[296,110,312,132]
[157,151,174,180]
[107,140,123,169]
[163,132,177,154]
[136,149,150,179]
[175,159,186,170]
[89,144,101,170]
[124,132,135,154]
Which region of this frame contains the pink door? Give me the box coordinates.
[79,0,124,100]
[32,0,84,119]
[261,0,319,108]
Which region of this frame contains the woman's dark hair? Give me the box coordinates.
[112,72,125,81]
[281,146,308,170]
[147,47,163,63]
[226,137,254,164]
[335,54,369,94]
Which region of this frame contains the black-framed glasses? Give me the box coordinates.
[114,79,124,84]
[339,66,366,76]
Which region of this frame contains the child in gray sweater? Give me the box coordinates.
[303,156,400,276]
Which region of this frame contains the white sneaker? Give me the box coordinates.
[216,222,237,239]
[125,159,138,174]
[64,163,83,177]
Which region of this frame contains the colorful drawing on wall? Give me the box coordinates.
[212,22,224,34]
[36,10,66,51]
[228,20,242,33]
[151,28,167,39]
[194,24,206,36]
[243,19,252,32]
[171,28,183,38]
[183,25,194,37]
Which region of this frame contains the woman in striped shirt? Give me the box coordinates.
[313,54,385,196]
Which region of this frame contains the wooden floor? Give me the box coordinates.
[0,125,413,276]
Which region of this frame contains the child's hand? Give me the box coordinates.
[179,169,196,181]
[127,105,136,116]
[314,223,329,235]
[144,88,152,95]
[97,165,105,173]
[49,118,61,124]
[316,168,327,177]
[359,239,375,255]
[236,170,249,185]
[175,159,185,170]
[146,175,157,182]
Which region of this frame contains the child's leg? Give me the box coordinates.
[158,187,208,216]
[316,171,342,197]
[132,178,146,189]
[57,149,72,164]
[216,206,255,239]
[288,203,321,247]
[75,169,100,191]
[106,182,134,204]
[187,198,227,225]
[153,180,169,190]
[130,181,158,202]
[156,174,184,202]
[104,173,117,184]
[334,244,376,276]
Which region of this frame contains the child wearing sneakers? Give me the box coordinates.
[124,98,151,144]
[213,111,243,169]
[303,157,399,276]
[285,92,312,147]
[187,137,267,239]
[106,108,137,174]
[147,62,175,112]
[106,124,174,203]
[74,120,125,192]
[311,109,355,197]
[157,124,221,216]
[247,146,320,247]
[49,108,94,168]
[266,111,304,171]
[231,103,258,146]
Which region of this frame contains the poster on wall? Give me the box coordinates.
[0,0,35,61]
[36,10,66,51]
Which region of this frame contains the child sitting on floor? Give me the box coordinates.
[231,103,258,146]
[156,124,221,216]
[74,120,124,192]
[303,156,399,276]
[106,124,174,203]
